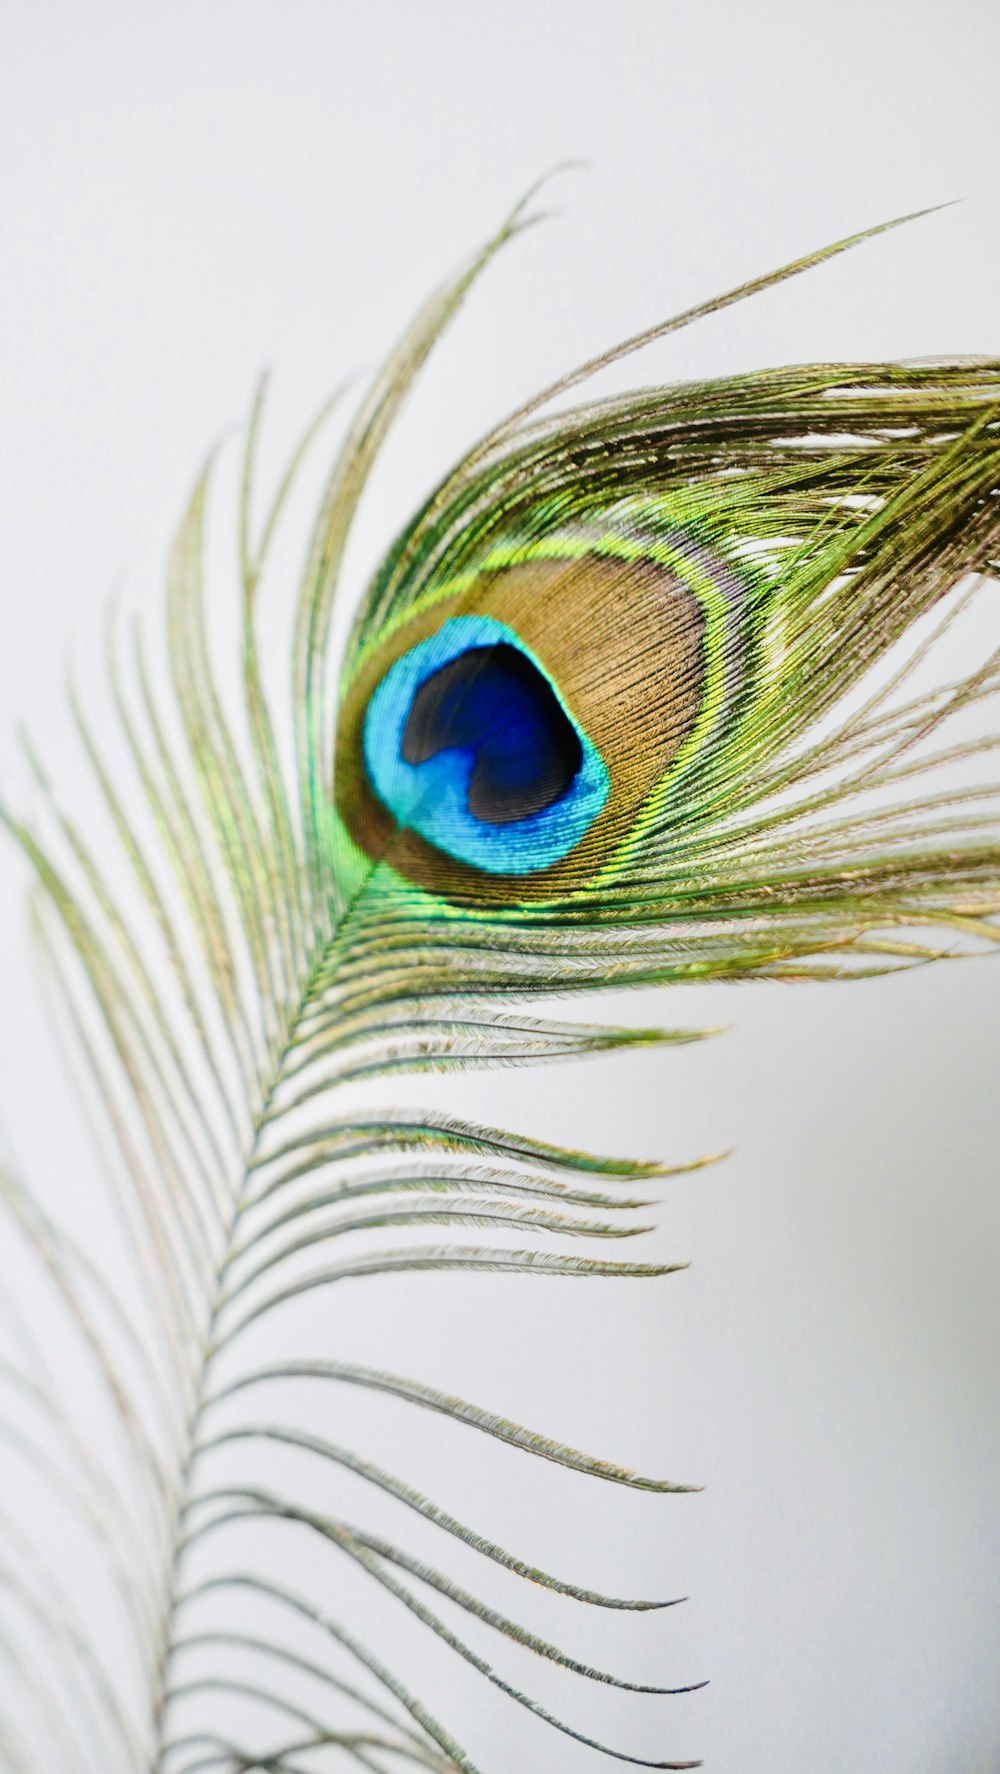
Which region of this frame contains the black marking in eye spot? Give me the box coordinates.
[402,643,583,824]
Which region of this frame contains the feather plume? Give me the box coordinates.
[1,191,999,1772]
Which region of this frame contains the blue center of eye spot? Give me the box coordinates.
[402,642,583,823]
[362,615,609,874]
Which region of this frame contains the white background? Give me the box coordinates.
[1,3,999,1770]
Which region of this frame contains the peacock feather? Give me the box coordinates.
[2,189,999,1772]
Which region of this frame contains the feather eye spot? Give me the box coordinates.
[337,545,719,900]
[362,616,609,872]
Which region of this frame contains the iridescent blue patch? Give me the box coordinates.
[362,615,609,873]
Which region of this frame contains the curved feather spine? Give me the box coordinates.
[34,198,697,1771]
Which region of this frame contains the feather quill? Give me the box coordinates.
[1,191,999,1772]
